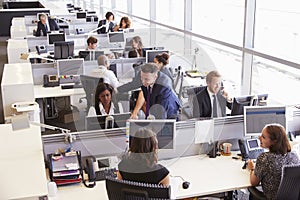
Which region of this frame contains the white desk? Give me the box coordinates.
[0,124,48,199]
[34,85,85,99]
[51,153,250,200]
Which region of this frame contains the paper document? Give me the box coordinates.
[194,120,214,144]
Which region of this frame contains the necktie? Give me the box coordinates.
[45,24,48,32]
[145,86,151,118]
[212,95,218,118]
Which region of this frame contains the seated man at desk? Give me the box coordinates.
[86,36,98,50]
[35,13,59,37]
[87,55,120,88]
[131,63,181,120]
[88,82,120,116]
[192,70,231,118]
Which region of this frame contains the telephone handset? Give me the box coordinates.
[238,139,249,161]
[81,157,96,188]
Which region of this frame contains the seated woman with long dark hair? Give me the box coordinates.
[117,128,170,186]
[88,82,119,116]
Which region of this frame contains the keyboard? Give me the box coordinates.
[248,149,264,159]
[95,168,117,181]
[61,84,83,89]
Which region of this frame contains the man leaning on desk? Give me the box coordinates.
[192,70,232,118]
[35,13,59,37]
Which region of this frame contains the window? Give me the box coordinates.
[132,0,149,19]
[191,0,245,46]
[156,0,184,29]
[115,0,127,13]
[255,0,300,63]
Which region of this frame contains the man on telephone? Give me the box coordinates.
[192,70,232,118]
[35,13,59,37]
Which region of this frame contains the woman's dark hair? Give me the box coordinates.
[94,82,113,115]
[129,128,158,166]
[155,52,169,66]
[119,16,131,29]
[105,11,114,20]
[87,36,98,45]
[265,123,291,155]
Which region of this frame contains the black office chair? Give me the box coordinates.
[79,75,104,112]
[181,85,206,118]
[105,177,171,200]
[248,163,300,200]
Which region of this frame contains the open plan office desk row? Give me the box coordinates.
[49,153,251,200]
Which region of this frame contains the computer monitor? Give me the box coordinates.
[146,50,169,63]
[127,119,176,149]
[107,32,125,43]
[230,95,253,116]
[85,112,131,130]
[76,12,86,19]
[47,32,65,45]
[79,50,104,61]
[56,58,84,78]
[244,105,286,138]
[54,41,74,59]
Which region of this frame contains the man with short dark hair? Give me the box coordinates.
[131,63,181,120]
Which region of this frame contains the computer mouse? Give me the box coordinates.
[182,181,190,189]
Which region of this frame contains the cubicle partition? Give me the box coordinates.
[42,116,245,160]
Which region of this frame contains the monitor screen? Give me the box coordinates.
[244,105,286,137]
[230,95,253,116]
[107,32,125,43]
[76,12,87,19]
[128,119,176,149]
[56,58,84,77]
[47,32,65,45]
[79,50,104,61]
[246,138,261,151]
[146,50,169,63]
[85,112,131,130]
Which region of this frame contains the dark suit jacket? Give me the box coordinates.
[97,19,115,34]
[192,87,231,118]
[141,72,181,119]
[35,19,59,36]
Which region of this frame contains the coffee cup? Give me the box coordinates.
[220,142,232,155]
[48,181,58,197]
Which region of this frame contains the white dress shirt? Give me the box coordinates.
[88,65,120,88]
[207,88,222,117]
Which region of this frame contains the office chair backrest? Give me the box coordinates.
[276,163,300,200]
[80,75,104,109]
[105,177,171,200]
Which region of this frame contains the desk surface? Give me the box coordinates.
[34,85,85,99]
[50,153,250,200]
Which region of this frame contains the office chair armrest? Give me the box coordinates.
[248,186,267,200]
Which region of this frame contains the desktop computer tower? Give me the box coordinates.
[43,98,58,119]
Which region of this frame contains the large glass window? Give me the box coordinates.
[115,0,127,13]
[252,56,300,105]
[191,0,245,46]
[255,0,300,63]
[156,0,184,29]
[132,0,149,20]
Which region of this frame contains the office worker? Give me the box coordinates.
[192,70,231,118]
[35,13,59,37]
[154,53,174,86]
[86,36,98,50]
[247,124,299,200]
[88,55,120,88]
[131,63,181,120]
[118,128,170,186]
[113,16,131,32]
[131,36,144,57]
[97,11,115,34]
[88,83,119,116]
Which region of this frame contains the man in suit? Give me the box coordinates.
[131,63,181,120]
[97,11,115,34]
[35,13,59,37]
[192,70,232,118]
